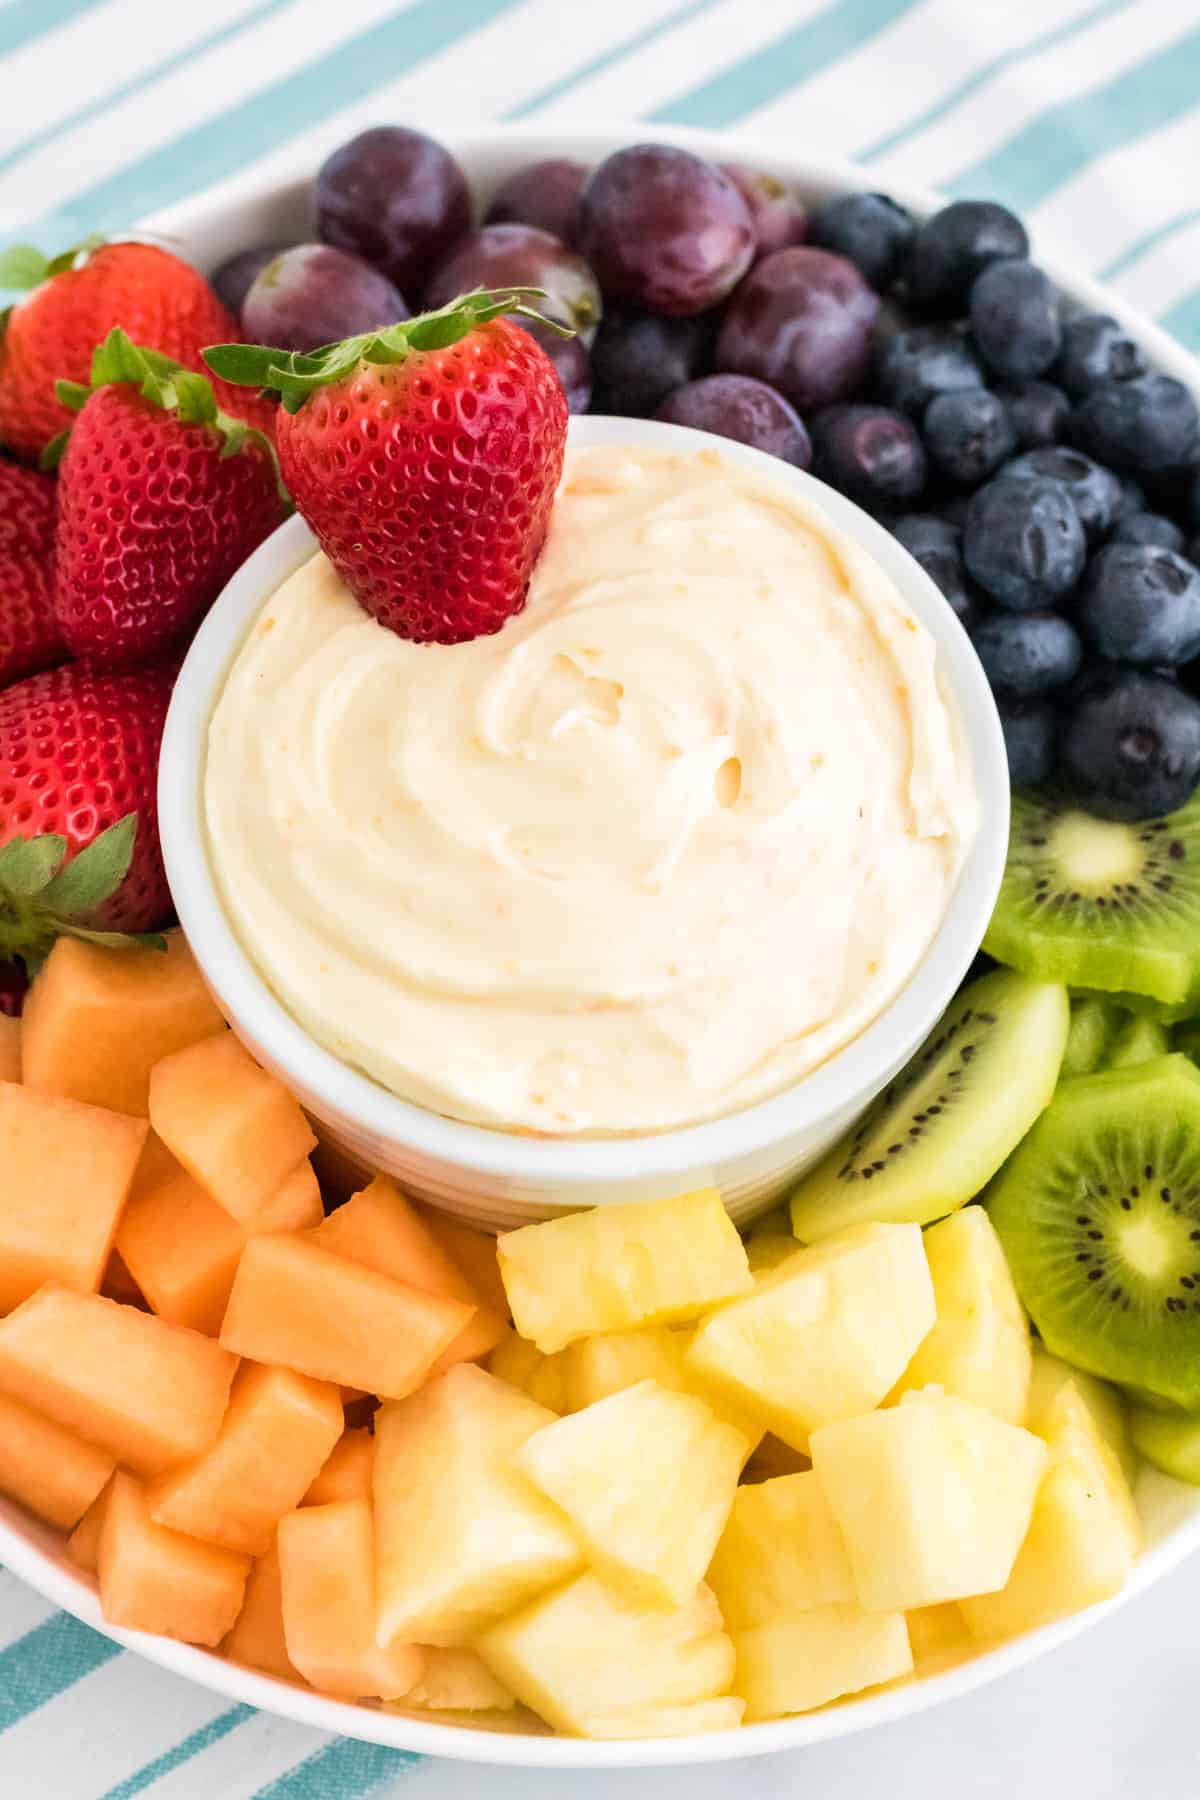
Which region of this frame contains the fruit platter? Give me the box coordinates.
[1,121,1200,1769]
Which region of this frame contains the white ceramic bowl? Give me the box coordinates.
[158,410,1006,1231]
[3,123,1198,1770]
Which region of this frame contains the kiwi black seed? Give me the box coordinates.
[985,787,1200,1005]
[989,1052,1200,1410]
[788,967,1068,1241]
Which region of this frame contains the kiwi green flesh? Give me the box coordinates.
[1106,1014,1170,1071]
[1062,997,1120,1077]
[984,790,1200,1005]
[788,968,1069,1242]
[1130,1407,1200,1484]
[988,1054,1200,1410]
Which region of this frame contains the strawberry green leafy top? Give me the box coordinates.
[0,815,164,972]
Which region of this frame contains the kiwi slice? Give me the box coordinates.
[1129,1407,1200,1485]
[988,1053,1200,1411]
[985,789,1200,1005]
[788,968,1069,1242]
[1105,1013,1169,1070]
[1062,996,1120,1077]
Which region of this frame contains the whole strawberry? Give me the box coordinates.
[0,461,64,686]
[0,460,57,558]
[53,330,287,669]
[0,661,174,977]
[0,240,277,462]
[207,290,569,644]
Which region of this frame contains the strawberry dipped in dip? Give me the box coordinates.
[204,296,977,1136]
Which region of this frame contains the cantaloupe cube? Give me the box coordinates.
[149,1032,316,1222]
[304,1429,374,1505]
[517,1381,747,1608]
[707,1470,855,1629]
[421,1210,510,1320]
[0,1390,115,1530]
[960,1381,1140,1642]
[810,1389,1048,1612]
[0,1285,238,1476]
[373,1364,582,1648]
[0,1083,147,1313]
[0,1015,19,1083]
[477,1575,734,1735]
[67,1480,112,1575]
[149,1363,343,1555]
[102,1248,146,1308]
[488,1331,571,1412]
[498,1190,752,1353]
[277,1498,422,1700]
[22,933,224,1116]
[311,1178,503,1374]
[732,1608,913,1720]
[117,1139,322,1336]
[98,1471,249,1646]
[220,1234,472,1400]
[891,1209,1031,1424]
[406,1648,516,1712]
[687,1223,936,1450]
[223,1541,301,1682]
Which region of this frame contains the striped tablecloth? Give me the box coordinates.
[2,2,1200,1796]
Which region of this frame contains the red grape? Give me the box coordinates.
[424,223,601,340]
[315,126,470,295]
[720,164,807,261]
[655,374,811,468]
[241,244,408,352]
[485,158,587,244]
[717,246,880,410]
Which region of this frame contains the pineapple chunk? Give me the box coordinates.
[580,1699,744,1738]
[960,1380,1139,1642]
[707,1471,854,1629]
[892,1209,1031,1424]
[686,1223,935,1449]
[488,1331,570,1413]
[373,1364,581,1648]
[733,1607,912,1720]
[497,1189,751,1353]
[406,1648,516,1712]
[563,1326,762,1450]
[517,1380,747,1608]
[906,1603,971,1674]
[744,1235,801,1275]
[477,1575,734,1736]
[1026,1346,1136,1485]
[739,1434,811,1484]
[810,1389,1048,1612]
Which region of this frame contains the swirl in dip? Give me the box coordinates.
[205,444,977,1135]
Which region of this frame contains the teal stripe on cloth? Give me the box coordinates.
[0,0,100,58]
[1103,204,1200,279]
[859,0,1132,163]
[0,0,297,179]
[1159,287,1200,353]
[97,1706,253,1800]
[252,1739,422,1799]
[648,0,920,126]
[16,0,522,245]
[0,1613,121,1733]
[946,24,1200,207]
[508,0,723,119]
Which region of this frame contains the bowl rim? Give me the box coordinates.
[158,415,1008,1184]
[6,119,1198,1769]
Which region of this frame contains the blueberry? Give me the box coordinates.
[969,259,1061,381]
[904,200,1029,313]
[891,513,980,626]
[995,380,1069,450]
[971,610,1082,696]
[922,388,1016,487]
[1056,312,1147,397]
[996,696,1058,788]
[1060,671,1200,820]
[591,308,712,415]
[1115,475,1148,522]
[1187,469,1200,533]
[938,493,973,532]
[1113,512,1186,553]
[1072,375,1200,473]
[1001,445,1123,542]
[964,476,1086,610]
[875,327,984,416]
[809,404,926,507]
[808,191,915,290]
[1076,543,1200,667]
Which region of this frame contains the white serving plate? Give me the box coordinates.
[2,122,1198,1768]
